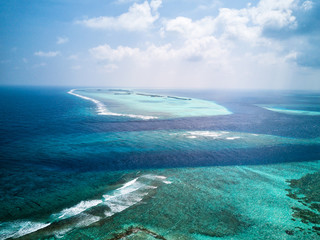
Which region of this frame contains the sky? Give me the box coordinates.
[0,0,320,90]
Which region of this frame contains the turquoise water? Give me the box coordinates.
[8,161,319,239]
[69,89,231,119]
[263,107,320,116]
[257,104,320,116]
[4,130,320,161]
[0,88,319,239]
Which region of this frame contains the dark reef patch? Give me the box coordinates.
[110,226,166,240]
[286,171,320,235]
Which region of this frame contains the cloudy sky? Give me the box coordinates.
[1,0,320,89]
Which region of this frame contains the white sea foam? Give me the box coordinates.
[102,174,169,217]
[0,174,169,239]
[74,214,101,228]
[51,200,103,220]
[68,89,157,120]
[118,177,138,190]
[52,177,146,222]
[52,213,102,239]
[142,174,167,180]
[102,175,158,217]
[187,136,197,139]
[68,89,108,115]
[0,220,50,239]
[226,137,241,140]
[155,175,167,179]
[186,131,225,138]
[184,131,244,140]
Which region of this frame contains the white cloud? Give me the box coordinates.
[34,51,60,57]
[249,0,297,29]
[301,1,313,11]
[78,0,161,31]
[82,0,318,89]
[56,37,69,44]
[101,0,298,59]
[214,8,262,43]
[163,9,262,47]
[164,0,299,41]
[89,35,228,67]
[150,0,162,11]
[165,16,216,38]
[90,44,140,61]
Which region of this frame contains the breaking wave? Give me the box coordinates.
[68,89,157,120]
[0,174,169,239]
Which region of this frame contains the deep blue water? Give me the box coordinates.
[0,86,320,229]
[1,87,320,172]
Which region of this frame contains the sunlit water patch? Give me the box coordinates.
[69,89,232,119]
[7,130,319,156]
[2,130,320,174]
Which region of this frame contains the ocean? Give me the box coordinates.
[0,86,319,239]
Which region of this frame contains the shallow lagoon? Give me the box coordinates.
[70,89,231,119]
